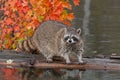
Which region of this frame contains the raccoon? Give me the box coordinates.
[17,20,84,64]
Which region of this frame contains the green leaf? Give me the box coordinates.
[4,40,8,45]
[17,38,24,44]
[12,43,16,49]
[38,16,44,22]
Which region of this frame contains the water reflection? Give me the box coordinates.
[82,70,120,80]
[0,67,120,80]
[21,68,83,80]
[0,68,21,80]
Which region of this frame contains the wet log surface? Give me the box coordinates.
[0,50,120,70]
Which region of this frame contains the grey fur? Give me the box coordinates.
[31,20,84,63]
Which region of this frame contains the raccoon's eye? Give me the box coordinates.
[64,36,69,41]
[72,36,79,42]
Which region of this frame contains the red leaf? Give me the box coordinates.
[67,13,75,21]
[22,6,30,13]
[14,25,20,32]
[50,13,59,20]
[0,40,2,49]
[6,18,14,25]
[2,68,19,80]
[54,1,63,14]
[73,0,80,6]
[62,2,72,10]
[7,28,13,34]
[4,10,10,15]
[15,1,22,7]
[64,21,71,26]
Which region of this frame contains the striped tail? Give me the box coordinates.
[17,38,37,54]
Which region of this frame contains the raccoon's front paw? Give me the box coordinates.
[66,62,72,65]
[78,60,86,65]
[66,60,71,64]
[79,60,83,63]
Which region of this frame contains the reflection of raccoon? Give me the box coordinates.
[17,20,84,64]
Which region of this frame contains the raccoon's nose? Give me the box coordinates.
[68,40,72,43]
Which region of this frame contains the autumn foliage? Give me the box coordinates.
[0,0,80,50]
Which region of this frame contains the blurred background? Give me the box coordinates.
[72,0,120,57]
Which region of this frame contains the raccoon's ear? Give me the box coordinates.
[77,28,81,35]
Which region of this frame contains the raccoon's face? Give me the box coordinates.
[63,28,81,44]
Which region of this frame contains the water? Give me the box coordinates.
[0,67,120,80]
[1,0,120,80]
[72,0,120,56]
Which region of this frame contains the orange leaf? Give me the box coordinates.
[7,28,13,34]
[54,2,63,14]
[67,13,74,21]
[50,13,59,20]
[0,42,2,49]
[6,18,14,25]
[4,10,10,15]
[22,6,30,13]
[14,33,21,38]
[64,21,71,26]
[5,39,12,49]
[62,2,72,10]
[14,25,20,32]
[73,0,80,6]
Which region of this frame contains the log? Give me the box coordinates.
[0,50,120,70]
[110,55,120,59]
